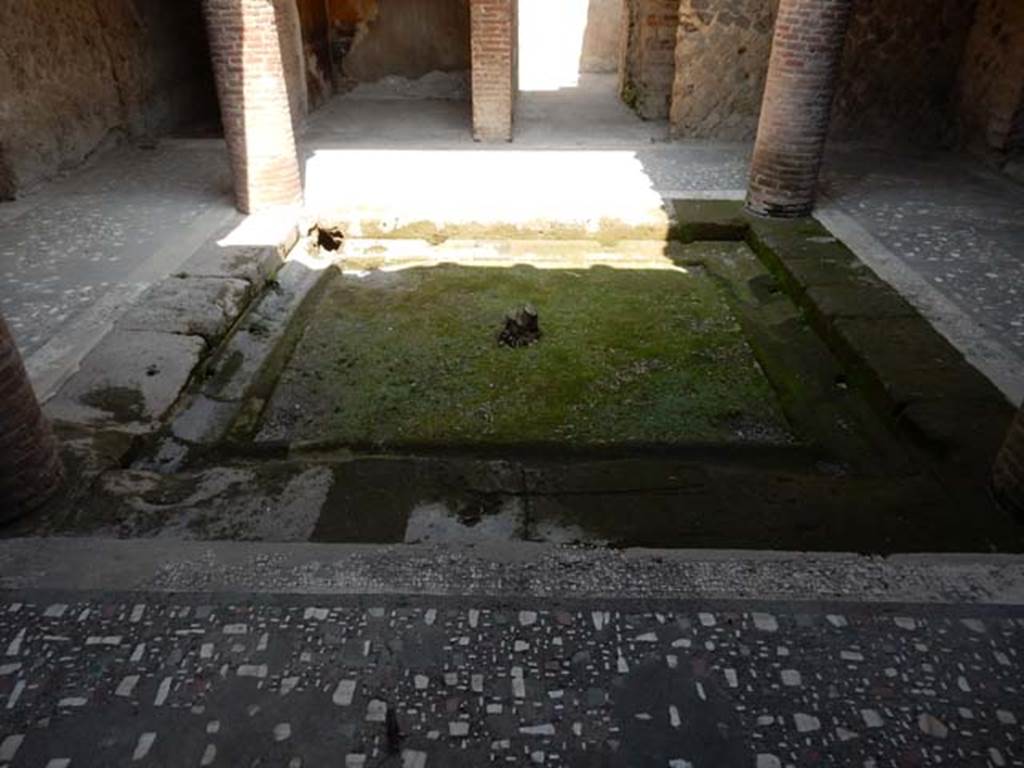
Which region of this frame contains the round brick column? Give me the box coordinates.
[203,0,303,214]
[0,314,63,523]
[994,403,1024,518]
[746,0,853,218]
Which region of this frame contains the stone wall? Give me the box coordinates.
[621,0,678,119]
[328,0,471,84]
[669,0,980,145]
[0,0,220,197]
[0,0,146,195]
[580,0,624,74]
[670,0,778,140]
[956,0,1024,156]
[830,0,977,145]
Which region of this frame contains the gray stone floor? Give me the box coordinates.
[819,146,1024,402]
[822,148,1024,358]
[1,542,1023,767]
[0,142,237,359]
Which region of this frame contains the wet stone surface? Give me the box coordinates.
[0,595,1022,766]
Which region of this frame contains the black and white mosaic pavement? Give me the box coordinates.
[1,593,1022,767]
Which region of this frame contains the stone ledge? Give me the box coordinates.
[116,276,252,345]
[1,538,1023,604]
[45,330,206,433]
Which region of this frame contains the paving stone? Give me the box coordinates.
[117,276,251,343]
[45,330,205,429]
[170,393,242,445]
[202,261,327,403]
[179,242,284,286]
[805,283,916,319]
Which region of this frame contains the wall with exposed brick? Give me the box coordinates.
[670,0,778,140]
[0,0,221,197]
[621,0,678,120]
[471,0,515,141]
[830,0,977,145]
[669,0,980,145]
[956,0,1024,157]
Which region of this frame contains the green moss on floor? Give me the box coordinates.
[257,263,793,448]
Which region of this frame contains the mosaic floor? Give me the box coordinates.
[1,593,1022,767]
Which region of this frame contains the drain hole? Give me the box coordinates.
[316,226,345,252]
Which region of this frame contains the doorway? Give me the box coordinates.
[514,0,663,143]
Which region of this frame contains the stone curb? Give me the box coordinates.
[1,539,1023,605]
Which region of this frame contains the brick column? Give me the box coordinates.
[204,0,304,213]
[0,314,63,523]
[746,0,853,218]
[471,0,515,142]
[994,403,1024,518]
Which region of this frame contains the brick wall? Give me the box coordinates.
[0,314,63,522]
[471,0,515,142]
[746,0,853,218]
[957,0,1024,156]
[994,404,1024,517]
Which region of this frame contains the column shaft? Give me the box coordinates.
[471,0,516,142]
[747,0,853,218]
[0,314,63,523]
[204,0,304,213]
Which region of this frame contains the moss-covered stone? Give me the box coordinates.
[256,262,793,448]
